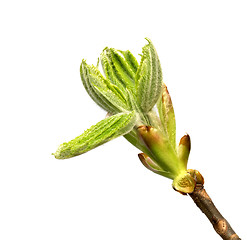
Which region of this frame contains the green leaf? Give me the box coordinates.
[157,84,176,150]
[136,38,163,112]
[80,60,129,114]
[100,49,126,92]
[53,111,137,159]
[100,48,137,92]
[119,50,139,73]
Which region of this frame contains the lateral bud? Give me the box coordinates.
[178,134,191,170]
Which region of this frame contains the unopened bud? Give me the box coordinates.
[178,134,191,171]
[137,126,179,179]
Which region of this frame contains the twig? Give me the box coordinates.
[189,176,241,240]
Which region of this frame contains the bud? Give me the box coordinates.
[137,126,180,179]
[178,134,191,171]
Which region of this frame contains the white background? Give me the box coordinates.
[0,0,246,239]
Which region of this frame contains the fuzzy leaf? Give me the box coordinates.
[100,48,137,92]
[136,38,163,112]
[80,60,129,114]
[53,111,137,159]
[157,84,176,149]
[119,50,139,73]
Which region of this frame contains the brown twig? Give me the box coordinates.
[188,171,241,240]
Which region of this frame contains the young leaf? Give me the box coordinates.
[157,84,176,150]
[100,48,136,91]
[80,60,119,113]
[119,50,139,73]
[100,49,127,92]
[136,38,163,113]
[53,111,137,159]
[80,60,129,114]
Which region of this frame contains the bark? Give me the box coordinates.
[189,182,241,240]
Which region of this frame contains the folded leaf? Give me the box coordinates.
[136,38,163,112]
[100,48,137,92]
[53,111,137,159]
[80,60,129,114]
[119,50,139,73]
[157,84,176,150]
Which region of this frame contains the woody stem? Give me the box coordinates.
[189,183,240,240]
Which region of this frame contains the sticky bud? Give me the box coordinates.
[137,126,162,148]
[137,126,180,179]
[178,134,191,171]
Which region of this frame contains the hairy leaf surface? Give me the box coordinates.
[54,111,137,159]
[80,60,129,114]
[136,38,163,112]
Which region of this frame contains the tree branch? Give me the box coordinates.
[189,179,241,240]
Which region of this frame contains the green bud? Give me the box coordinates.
[178,134,191,171]
[55,39,196,187]
[137,125,179,179]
